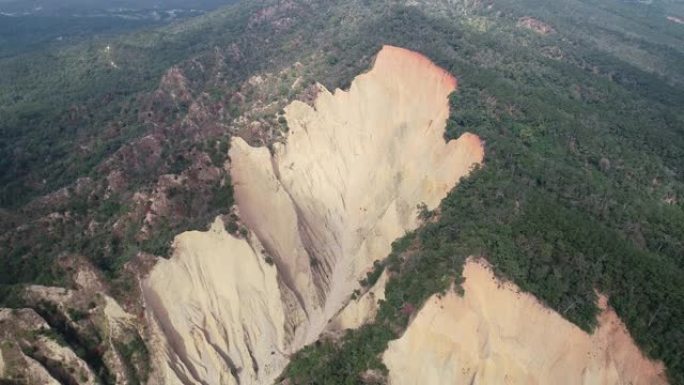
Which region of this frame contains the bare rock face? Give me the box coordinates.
[142,218,288,385]
[383,260,669,385]
[230,45,483,349]
[143,45,484,385]
[0,343,4,377]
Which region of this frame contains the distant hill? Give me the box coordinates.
[0,0,682,384]
[0,0,238,57]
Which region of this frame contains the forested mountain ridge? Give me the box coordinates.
[0,0,240,57]
[0,0,683,384]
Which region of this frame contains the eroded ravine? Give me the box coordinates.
[142,45,484,385]
[230,45,485,349]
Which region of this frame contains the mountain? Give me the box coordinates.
[0,0,683,384]
[0,0,238,58]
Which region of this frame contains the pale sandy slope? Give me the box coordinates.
[231,45,484,349]
[142,219,288,385]
[143,45,484,385]
[383,260,669,385]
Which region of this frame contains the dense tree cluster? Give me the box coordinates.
[285,2,684,384]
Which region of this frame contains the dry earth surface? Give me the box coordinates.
[142,45,484,385]
[383,260,669,385]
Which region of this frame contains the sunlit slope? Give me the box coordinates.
[384,260,669,385]
[143,45,484,385]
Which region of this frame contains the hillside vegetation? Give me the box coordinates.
[0,0,682,384]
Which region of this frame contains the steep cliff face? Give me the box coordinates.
[383,260,669,385]
[142,45,484,385]
[143,219,288,385]
[230,45,484,348]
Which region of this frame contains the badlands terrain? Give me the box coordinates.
[138,45,667,385]
[1,0,683,384]
[143,45,484,385]
[141,45,665,385]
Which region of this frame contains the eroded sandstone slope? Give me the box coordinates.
[142,45,484,385]
[230,45,484,348]
[143,219,288,385]
[383,260,669,385]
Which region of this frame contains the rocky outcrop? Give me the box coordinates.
[230,44,483,349]
[142,45,484,385]
[517,16,556,35]
[0,344,4,378]
[0,308,98,385]
[0,261,147,385]
[383,260,669,385]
